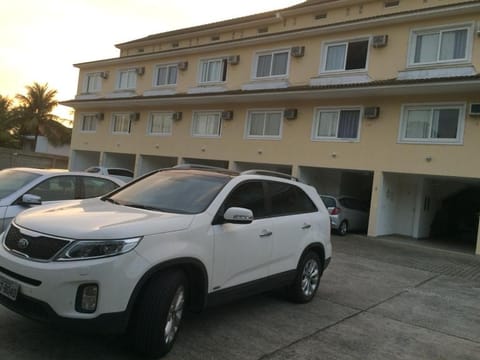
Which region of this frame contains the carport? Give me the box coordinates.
[69,150,100,171]
[136,155,178,176]
[374,172,480,253]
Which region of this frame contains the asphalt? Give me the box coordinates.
[1,234,479,359]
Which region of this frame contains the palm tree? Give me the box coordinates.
[15,82,69,150]
[0,95,20,148]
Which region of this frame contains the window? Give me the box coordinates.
[29,176,76,201]
[269,182,317,216]
[192,112,222,137]
[323,40,369,72]
[247,110,282,139]
[255,50,289,78]
[84,73,102,93]
[148,112,173,135]
[117,69,137,90]
[223,181,267,218]
[199,58,227,83]
[400,104,464,143]
[313,108,361,140]
[82,177,119,198]
[154,64,177,86]
[80,114,97,132]
[410,26,470,65]
[112,113,132,134]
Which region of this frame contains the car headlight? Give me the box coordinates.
[56,237,142,261]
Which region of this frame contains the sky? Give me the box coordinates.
[0,0,304,119]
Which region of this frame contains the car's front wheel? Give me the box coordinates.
[130,270,187,358]
[287,251,322,303]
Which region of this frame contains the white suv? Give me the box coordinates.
[0,167,331,357]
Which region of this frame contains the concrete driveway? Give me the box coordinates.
[1,234,479,359]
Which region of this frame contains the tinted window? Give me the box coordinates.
[82,177,119,198]
[0,170,41,200]
[321,196,336,208]
[223,181,267,218]
[107,170,230,214]
[269,182,317,216]
[29,176,76,201]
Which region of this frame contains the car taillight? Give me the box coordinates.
[329,207,341,215]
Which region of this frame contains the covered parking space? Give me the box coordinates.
[373,172,480,254]
[69,150,100,171]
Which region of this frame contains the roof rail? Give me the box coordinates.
[241,169,299,182]
[172,164,239,175]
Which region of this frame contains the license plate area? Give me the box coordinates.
[0,273,20,301]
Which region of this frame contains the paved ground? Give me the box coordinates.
[1,234,480,359]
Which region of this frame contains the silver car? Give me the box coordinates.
[320,195,369,235]
[0,168,125,233]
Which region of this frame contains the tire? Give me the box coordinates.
[338,221,348,236]
[130,270,188,358]
[287,251,322,303]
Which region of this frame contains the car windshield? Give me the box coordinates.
[0,169,42,200]
[105,170,231,214]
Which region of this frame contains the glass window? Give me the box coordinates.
[112,113,132,134]
[200,58,227,83]
[223,181,267,218]
[401,105,464,143]
[0,169,41,200]
[255,50,289,78]
[117,69,137,90]
[411,27,469,65]
[29,176,76,201]
[154,64,177,86]
[192,112,221,137]
[324,40,368,71]
[84,73,102,93]
[313,109,361,140]
[247,111,282,139]
[81,177,119,198]
[269,182,317,216]
[148,112,173,135]
[81,114,97,132]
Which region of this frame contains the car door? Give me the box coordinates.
[212,180,273,290]
[267,181,318,275]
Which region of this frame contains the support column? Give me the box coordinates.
[476,214,480,256]
[367,170,383,237]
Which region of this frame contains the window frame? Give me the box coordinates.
[79,113,98,133]
[311,107,362,142]
[191,111,222,138]
[198,57,228,84]
[245,109,284,140]
[83,72,102,93]
[398,103,465,144]
[147,112,173,136]
[407,23,473,67]
[153,63,178,87]
[320,37,370,73]
[116,68,138,90]
[111,113,132,135]
[253,48,291,79]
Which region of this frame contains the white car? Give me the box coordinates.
[0,167,331,358]
[0,167,125,233]
[85,166,134,182]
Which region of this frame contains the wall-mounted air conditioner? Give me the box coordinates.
[130,112,140,121]
[136,67,145,76]
[95,113,104,121]
[469,103,480,116]
[291,46,305,58]
[284,108,298,120]
[221,111,234,120]
[178,61,188,71]
[372,35,388,48]
[100,72,109,79]
[172,112,183,121]
[227,55,240,65]
[364,107,380,119]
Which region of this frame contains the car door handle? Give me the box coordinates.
[302,223,311,230]
[259,230,273,237]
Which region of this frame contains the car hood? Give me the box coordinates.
[14,198,195,239]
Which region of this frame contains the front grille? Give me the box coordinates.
[4,224,72,261]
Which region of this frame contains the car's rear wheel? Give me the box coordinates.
[338,220,348,236]
[130,270,187,358]
[287,251,322,303]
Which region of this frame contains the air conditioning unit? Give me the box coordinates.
[221,111,234,120]
[372,35,388,48]
[130,112,141,121]
[95,113,104,121]
[291,46,305,58]
[364,107,380,119]
[469,103,480,116]
[284,108,298,120]
[136,67,145,76]
[178,61,188,71]
[227,55,240,65]
[100,72,109,79]
[172,112,183,121]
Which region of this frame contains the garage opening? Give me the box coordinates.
[138,155,177,176]
[70,150,100,171]
[181,157,229,169]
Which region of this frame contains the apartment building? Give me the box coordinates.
[63,0,480,254]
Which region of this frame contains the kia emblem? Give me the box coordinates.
[17,238,29,250]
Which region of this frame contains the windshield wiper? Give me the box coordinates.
[103,197,121,205]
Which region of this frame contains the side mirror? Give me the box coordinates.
[223,207,253,224]
[21,194,42,205]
